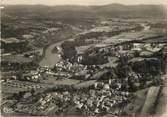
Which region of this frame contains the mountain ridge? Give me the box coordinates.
[2,4,167,19]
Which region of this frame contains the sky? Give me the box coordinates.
[2,0,167,6]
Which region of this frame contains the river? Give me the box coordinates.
[39,39,74,67]
[141,23,150,31]
[39,23,150,68]
[39,41,63,67]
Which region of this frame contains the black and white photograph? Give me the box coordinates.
[1,0,167,116]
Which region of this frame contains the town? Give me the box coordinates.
[1,3,167,117]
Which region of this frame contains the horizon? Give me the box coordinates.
[2,0,167,6]
[2,3,167,6]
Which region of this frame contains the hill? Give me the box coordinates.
[2,4,167,19]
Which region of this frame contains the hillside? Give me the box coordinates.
[2,4,167,19]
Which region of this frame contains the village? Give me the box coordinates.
[1,3,167,116]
